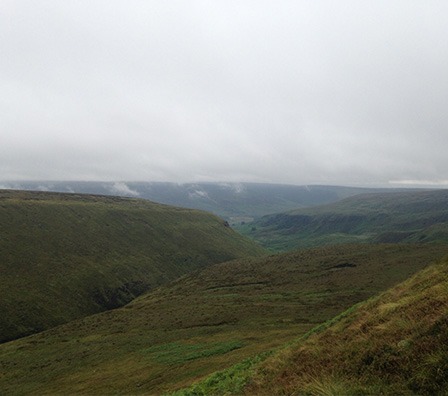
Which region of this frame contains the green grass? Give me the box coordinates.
[169,353,271,396]
[168,302,366,396]
[1,243,447,394]
[236,189,448,251]
[141,341,245,365]
[0,190,266,342]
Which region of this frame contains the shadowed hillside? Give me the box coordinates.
[238,189,448,251]
[0,190,265,343]
[1,243,447,394]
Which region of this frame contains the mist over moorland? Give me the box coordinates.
[2,1,448,394]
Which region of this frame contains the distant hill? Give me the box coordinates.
[0,181,413,219]
[1,243,447,394]
[238,189,448,251]
[0,190,265,343]
[239,256,448,395]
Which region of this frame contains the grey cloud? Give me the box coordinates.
[1,1,448,187]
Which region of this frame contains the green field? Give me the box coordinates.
[0,190,265,343]
[1,243,447,394]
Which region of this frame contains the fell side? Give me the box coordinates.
[0,190,265,343]
[243,256,448,395]
[1,243,447,394]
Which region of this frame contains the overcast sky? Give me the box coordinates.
[1,1,448,187]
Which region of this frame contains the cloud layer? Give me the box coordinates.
[1,1,448,186]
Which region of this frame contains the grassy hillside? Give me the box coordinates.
[237,256,448,395]
[0,181,411,220]
[237,189,448,251]
[0,190,265,343]
[1,243,447,394]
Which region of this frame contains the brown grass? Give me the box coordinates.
[244,257,448,395]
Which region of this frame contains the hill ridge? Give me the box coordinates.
[0,181,423,219]
[238,189,448,251]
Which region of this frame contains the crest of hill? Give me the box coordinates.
[1,243,447,394]
[0,181,410,219]
[0,190,265,343]
[239,189,448,251]
[241,256,448,395]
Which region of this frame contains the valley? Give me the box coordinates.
[3,3,447,395]
[1,187,447,395]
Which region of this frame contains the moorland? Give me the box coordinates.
[0,185,447,395]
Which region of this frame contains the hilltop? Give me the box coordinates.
[1,243,447,394]
[0,181,413,220]
[238,189,448,251]
[0,190,265,343]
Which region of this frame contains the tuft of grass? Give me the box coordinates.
[302,375,361,396]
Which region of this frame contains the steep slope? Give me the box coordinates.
[1,243,447,394]
[0,190,265,343]
[0,181,409,219]
[239,189,448,251]
[241,256,448,395]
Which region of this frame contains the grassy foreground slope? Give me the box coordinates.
[0,190,265,343]
[238,189,448,251]
[240,256,448,395]
[1,244,448,394]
